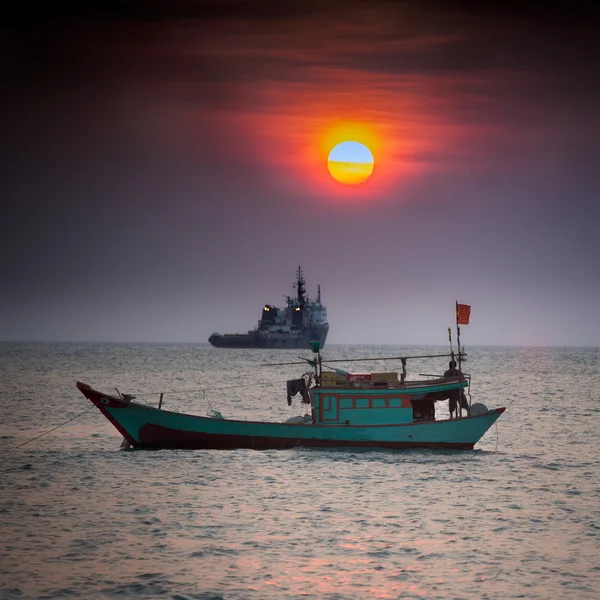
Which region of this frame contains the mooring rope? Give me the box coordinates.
[16,400,103,448]
[15,376,302,448]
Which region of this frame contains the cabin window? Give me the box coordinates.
[356,397,370,409]
[339,397,353,409]
[388,398,402,407]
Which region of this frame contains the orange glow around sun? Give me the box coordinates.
[315,121,387,196]
[254,112,416,201]
[327,141,374,185]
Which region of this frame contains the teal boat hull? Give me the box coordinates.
[77,382,505,451]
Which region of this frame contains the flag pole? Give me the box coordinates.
[456,301,462,371]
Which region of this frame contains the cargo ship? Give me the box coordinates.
[209,267,329,349]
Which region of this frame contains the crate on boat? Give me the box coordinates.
[371,372,400,384]
[320,371,347,385]
[347,373,371,382]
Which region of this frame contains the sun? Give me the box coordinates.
[327,141,374,185]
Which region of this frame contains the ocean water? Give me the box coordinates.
[1,343,599,599]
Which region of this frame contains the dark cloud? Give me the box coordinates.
[4,0,599,101]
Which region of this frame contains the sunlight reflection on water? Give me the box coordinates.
[1,343,599,599]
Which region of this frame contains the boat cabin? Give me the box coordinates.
[308,370,468,425]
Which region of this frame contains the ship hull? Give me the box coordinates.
[77,381,504,451]
[209,327,328,349]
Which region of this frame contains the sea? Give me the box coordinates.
[1,343,599,600]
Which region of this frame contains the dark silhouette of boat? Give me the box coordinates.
[209,266,329,349]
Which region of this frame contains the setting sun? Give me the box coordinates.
[327,141,375,185]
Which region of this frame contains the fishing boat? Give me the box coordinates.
[76,319,505,451]
[208,266,329,349]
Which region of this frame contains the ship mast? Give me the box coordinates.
[295,265,306,308]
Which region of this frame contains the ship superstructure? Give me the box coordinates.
[209,267,329,349]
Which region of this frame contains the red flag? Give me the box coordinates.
[456,303,471,325]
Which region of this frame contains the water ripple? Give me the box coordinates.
[1,343,599,599]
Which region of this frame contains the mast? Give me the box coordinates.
[456,301,462,371]
[295,265,306,308]
[455,301,470,371]
[317,284,321,304]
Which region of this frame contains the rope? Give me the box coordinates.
[141,378,291,397]
[202,390,224,419]
[16,376,299,448]
[16,400,102,448]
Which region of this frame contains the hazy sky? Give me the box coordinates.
[3,1,599,346]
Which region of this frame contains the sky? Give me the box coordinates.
[2,0,599,346]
